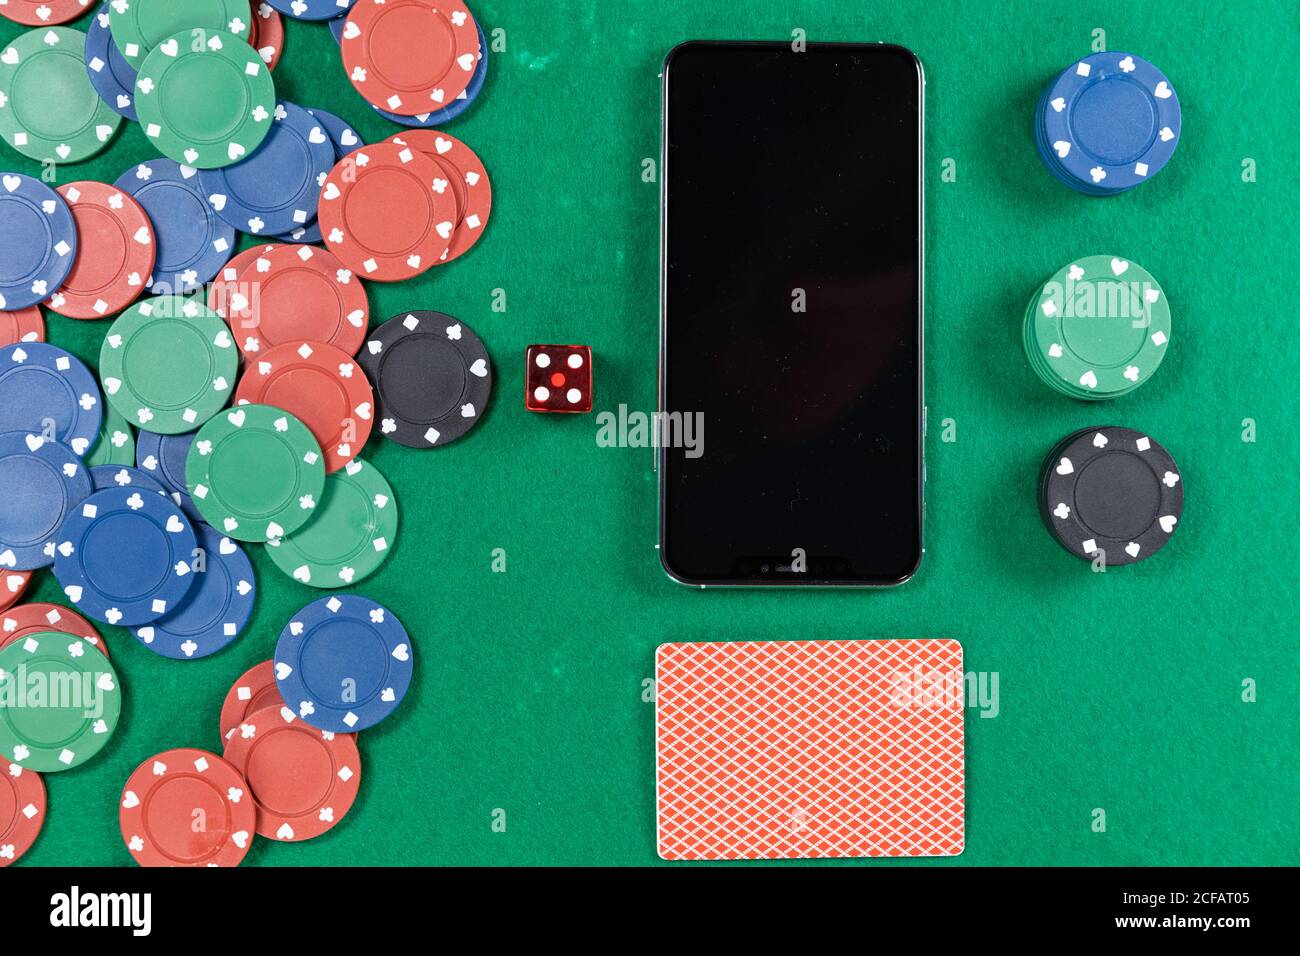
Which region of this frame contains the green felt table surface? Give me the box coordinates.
[2,0,1296,867]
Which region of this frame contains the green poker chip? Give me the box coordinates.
[99,295,238,435]
[109,0,253,67]
[187,403,326,542]
[0,27,122,164]
[0,631,122,773]
[85,404,135,467]
[266,457,399,588]
[1024,255,1172,400]
[134,28,275,170]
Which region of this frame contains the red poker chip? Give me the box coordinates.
[387,130,492,265]
[1,755,45,867]
[317,142,457,282]
[222,705,361,842]
[0,307,44,347]
[1,602,107,657]
[224,244,370,358]
[234,339,375,473]
[47,181,155,320]
[0,1,90,27]
[207,243,275,322]
[251,2,284,72]
[0,570,34,612]
[219,660,284,742]
[341,0,479,116]
[119,748,256,868]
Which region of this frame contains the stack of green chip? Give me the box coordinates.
[1022,255,1172,401]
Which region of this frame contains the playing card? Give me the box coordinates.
[656,638,965,860]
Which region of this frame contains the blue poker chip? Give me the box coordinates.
[329,12,347,43]
[0,173,77,311]
[274,594,413,733]
[198,101,336,237]
[274,220,323,245]
[134,523,255,660]
[53,486,199,627]
[269,0,355,21]
[90,464,169,497]
[0,342,104,457]
[308,107,366,157]
[369,20,488,129]
[84,2,138,122]
[1037,51,1181,195]
[0,432,92,571]
[271,108,366,244]
[135,429,206,527]
[114,160,237,296]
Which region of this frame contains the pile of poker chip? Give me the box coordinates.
[1021,255,1172,401]
[0,0,493,866]
[1033,51,1181,196]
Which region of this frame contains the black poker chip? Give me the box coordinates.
[358,311,493,449]
[1039,426,1184,567]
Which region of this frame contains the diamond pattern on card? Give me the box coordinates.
[656,639,965,861]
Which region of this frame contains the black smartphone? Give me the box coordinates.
[658,41,924,587]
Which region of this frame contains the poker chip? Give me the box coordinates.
[265,457,397,587]
[114,160,237,296]
[370,18,488,128]
[235,339,375,472]
[108,0,252,67]
[274,594,412,732]
[316,139,457,282]
[134,28,276,170]
[0,1,92,26]
[358,311,492,448]
[387,129,491,263]
[1036,52,1181,195]
[135,428,206,525]
[222,704,360,841]
[199,101,335,236]
[53,485,199,626]
[134,523,255,660]
[0,342,102,455]
[100,296,238,435]
[47,181,155,320]
[341,0,479,116]
[0,570,33,612]
[84,2,139,121]
[0,307,44,347]
[0,173,77,311]
[223,243,369,358]
[0,432,91,570]
[187,404,325,542]
[219,659,282,741]
[0,27,121,163]
[119,748,255,867]
[0,755,44,868]
[84,404,135,467]
[266,0,354,20]
[89,463,166,497]
[0,602,105,656]
[308,106,365,157]
[1023,256,1172,400]
[251,1,284,71]
[0,630,121,772]
[1040,426,1184,567]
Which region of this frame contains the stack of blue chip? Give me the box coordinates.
[1034,52,1182,196]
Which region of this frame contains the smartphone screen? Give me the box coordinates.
[659,42,924,587]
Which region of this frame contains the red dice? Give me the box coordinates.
[525,345,593,413]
